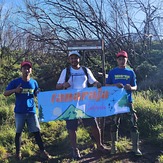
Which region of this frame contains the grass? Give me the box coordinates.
[0,146,7,160]
[158,154,163,163]
[0,90,162,162]
[134,92,163,147]
[116,137,131,153]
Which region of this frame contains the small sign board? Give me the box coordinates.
[67,40,103,50]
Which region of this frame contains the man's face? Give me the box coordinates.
[117,56,128,68]
[21,65,32,76]
[68,54,80,67]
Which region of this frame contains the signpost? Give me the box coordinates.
[67,40,103,51]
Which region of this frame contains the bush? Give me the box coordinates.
[116,137,131,153]
[136,61,157,82]
[134,92,163,148]
[0,126,15,148]
[137,59,163,91]
[157,154,163,163]
[0,95,15,126]
[0,145,7,160]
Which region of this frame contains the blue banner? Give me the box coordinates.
[38,86,130,122]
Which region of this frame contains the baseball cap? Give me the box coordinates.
[116,50,128,58]
[21,61,32,68]
[68,51,81,57]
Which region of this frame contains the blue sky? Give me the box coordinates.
[1,0,162,34]
[2,0,24,9]
[3,0,23,5]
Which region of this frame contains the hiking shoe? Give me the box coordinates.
[40,150,52,160]
[72,148,81,159]
[15,153,22,161]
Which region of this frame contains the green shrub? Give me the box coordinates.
[0,95,15,126]
[116,137,131,153]
[40,121,67,142]
[134,92,163,148]
[158,155,163,163]
[0,94,15,106]
[136,61,157,82]
[21,141,36,157]
[0,107,9,125]
[0,126,15,152]
[136,90,163,102]
[0,145,7,160]
[77,127,91,147]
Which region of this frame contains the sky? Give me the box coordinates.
[2,0,24,11]
[1,0,162,36]
[2,0,23,6]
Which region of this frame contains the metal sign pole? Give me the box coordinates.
[102,40,105,85]
[100,40,106,143]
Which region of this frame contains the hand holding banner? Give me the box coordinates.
[38,86,130,122]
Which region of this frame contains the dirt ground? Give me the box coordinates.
[5,139,162,163]
[4,137,162,163]
[38,140,162,163]
[76,140,163,163]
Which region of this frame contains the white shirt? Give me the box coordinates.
[57,67,96,90]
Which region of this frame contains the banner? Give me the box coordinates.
[38,86,130,122]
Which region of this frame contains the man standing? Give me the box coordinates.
[56,51,108,159]
[106,50,142,156]
[4,61,52,160]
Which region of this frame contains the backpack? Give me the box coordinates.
[65,66,93,87]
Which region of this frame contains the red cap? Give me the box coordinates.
[21,61,32,68]
[116,50,128,58]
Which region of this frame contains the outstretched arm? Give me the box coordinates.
[4,84,23,96]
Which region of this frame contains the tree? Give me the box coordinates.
[1,0,163,90]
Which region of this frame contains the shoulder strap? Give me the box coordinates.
[65,66,71,82]
[82,66,88,79]
[65,66,92,86]
[66,66,88,82]
[82,66,93,87]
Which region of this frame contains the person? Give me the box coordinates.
[105,50,142,156]
[3,61,52,160]
[56,51,108,159]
